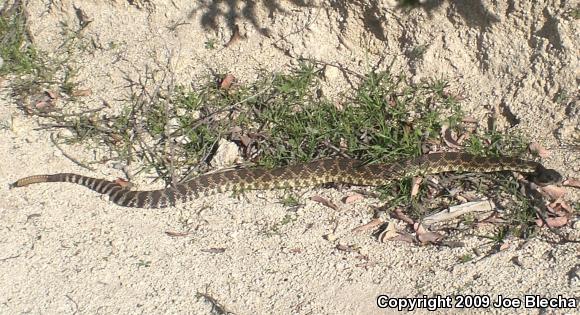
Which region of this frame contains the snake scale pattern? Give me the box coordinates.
[11,152,561,208]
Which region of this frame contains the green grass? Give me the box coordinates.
[0,2,82,105]
[458,254,473,263]
[0,5,43,75]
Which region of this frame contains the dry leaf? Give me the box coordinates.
[72,89,92,97]
[393,232,416,243]
[540,185,567,200]
[528,142,550,158]
[355,261,377,269]
[289,248,302,254]
[220,74,235,90]
[35,100,51,110]
[343,193,364,204]
[563,178,580,188]
[311,195,339,210]
[417,231,444,244]
[535,217,568,228]
[549,200,574,213]
[455,194,468,203]
[200,248,226,254]
[440,240,465,248]
[351,218,383,233]
[45,90,59,99]
[462,116,478,124]
[378,222,399,242]
[239,134,252,147]
[413,223,444,244]
[114,178,132,188]
[165,231,191,237]
[499,242,511,251]
[413,222,425,233]
[336,244,355,252]
[392,208,414,225]
[411,177,423,197]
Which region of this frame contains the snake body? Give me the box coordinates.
[11,152,561,208]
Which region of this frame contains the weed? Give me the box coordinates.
[137,259,151,267]
[204,38,217,49]
[0,5,43,75]
[459,254,473,263]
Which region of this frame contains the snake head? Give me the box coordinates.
[530,166,563,186]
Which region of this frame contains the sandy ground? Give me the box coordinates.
[1,0,579,314]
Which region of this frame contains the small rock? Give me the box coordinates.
[323,66,342,82]
[323,233,337,242]
[58,129,75,138]
[174,135,191,144]
[210,139,239,168]
[167,117,181,134]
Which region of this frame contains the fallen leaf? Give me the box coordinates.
[536,216,568,228]
[462,116,478,124]
[499,242,511,251]
[35,100,51,110]
[563,178,580,188]
[220,74,235,90]
[165,231,191,237]
[72,88,92,97]
[239,134,252,147]
[200,248,226,254]
[114,178,132,189]
[311,195,339,210]
[45,90,59,99]
[343,193,364,204]
[393,232,416,243]
[355,261,377,268]
[392,208,414,225]
[411,177,422,197]
[289,248,302,254]
[540,185,567,200]
[549,200,574,213]
[440,240,465,248]
[417,231,444,244]
[455,194,468,203]
[378,222,399,242]
[528,142,550,158]
[351,218,383,233]
[413,222,426,233]
[336,244,355,252]
[414,223,444,244]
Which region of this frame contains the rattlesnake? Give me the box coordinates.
[10,152,562,208]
